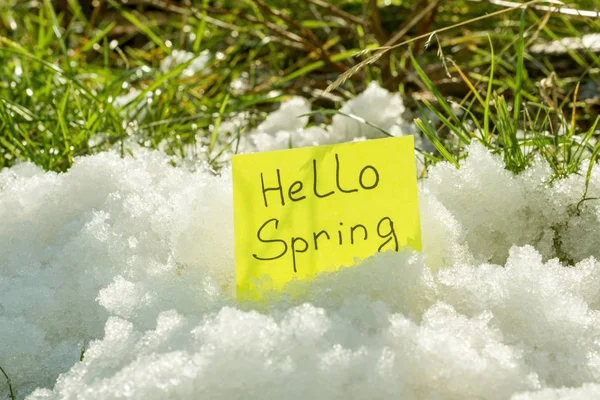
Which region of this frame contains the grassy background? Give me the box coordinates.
[1,0,600,177]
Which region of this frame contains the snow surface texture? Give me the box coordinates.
[3,84,600,399]
[234,82,421,153]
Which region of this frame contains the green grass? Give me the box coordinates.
[0,0,599,177]
[5,1,600,397]
[0,365,14,400]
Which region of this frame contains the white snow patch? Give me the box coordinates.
[235,82,424,154]
[3,86,600,399]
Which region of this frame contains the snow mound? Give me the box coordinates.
[237,82,422,153]
[3,86,600,399]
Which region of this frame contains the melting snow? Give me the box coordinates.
[2,84,600,399]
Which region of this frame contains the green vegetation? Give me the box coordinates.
[1,0,599,178]
[0,365,14,400]
[0,0,600,174]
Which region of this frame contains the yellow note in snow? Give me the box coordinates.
[232,136,421,299]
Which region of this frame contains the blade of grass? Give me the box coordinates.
[580,139,600,206]
[414,116,459,168]
[484,34,495,143]
[66,0,88,24]
[513,8,526,132]
[56,84,71,157]
[79,21,116,54]
[410,53,472,145]
[496,95,526,172]
[410,53,454,120]
[422,99,471,145]
[416,120,459,167]
[448,59,485,107]
[193,0,210,53]
[570,115,600,170]
[43,0,70,70]
[0,365,15,400]
[209,93,230,154]
[107,0,170,53]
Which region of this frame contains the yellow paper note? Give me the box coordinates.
[232,136,421,299]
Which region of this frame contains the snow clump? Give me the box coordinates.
[236,82,422,153]
[3,84,600,399]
